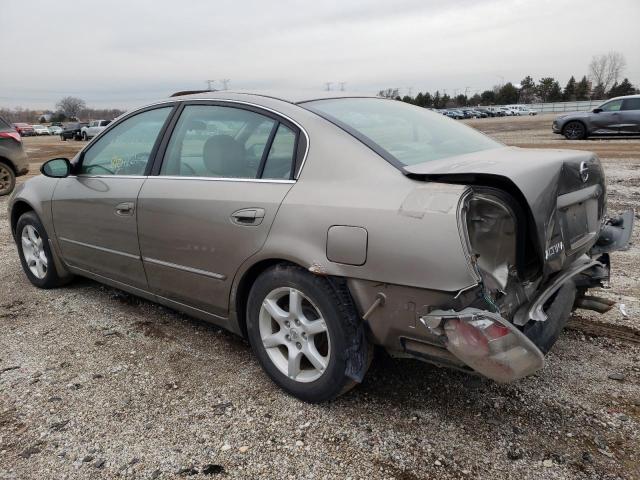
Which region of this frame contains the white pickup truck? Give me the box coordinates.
[81,120,111,140]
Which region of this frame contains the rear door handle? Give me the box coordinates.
[115,202,135,216]
[231,208,265,225]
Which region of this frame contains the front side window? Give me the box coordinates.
[600,99,623,112]
[80,106,172,176]
[160,105,297,179]
[303,98,501,166]
[622,98,640,111]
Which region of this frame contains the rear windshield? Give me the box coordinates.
[303,98,501,166]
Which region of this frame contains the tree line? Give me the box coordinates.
[0,96,124,124]
[380,52,638,108]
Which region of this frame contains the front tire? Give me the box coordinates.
[16,212,71,288]
[246,265,370,402]
[0,161,16,196]
[563,121,587,140]
[82,132,88,141]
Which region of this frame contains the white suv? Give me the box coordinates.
[81,120,111,140]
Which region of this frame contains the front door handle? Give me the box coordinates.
[115,202,135,216]
[231,208,265,226]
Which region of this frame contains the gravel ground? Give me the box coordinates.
[1,120,639,479]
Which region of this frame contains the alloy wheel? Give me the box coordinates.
[0,164,13,195]
[564,121,585,140]
[258,287,330,383]
[21,225,48,279]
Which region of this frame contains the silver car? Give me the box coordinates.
[553,94,640,140]
[8,91,634,402]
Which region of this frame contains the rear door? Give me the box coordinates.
[620,97,640,133]
[52,105,175,289]
[137,101,304,317]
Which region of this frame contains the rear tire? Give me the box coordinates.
[0,161,16,196]
[82,132,88,141]
[563,121,587,140]
[16,212,71,289]
[246,265,370,402]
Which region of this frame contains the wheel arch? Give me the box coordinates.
[10,199,35,239]
[0,155,17,174]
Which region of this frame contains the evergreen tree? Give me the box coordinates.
[575,76,590,100]
[402,95,413,103]
[519,75,536,103]
[496,82,518,104]
[480,90,496,104]
[591,83,606,100]
[562,76,577,101]
[432,91,441,109]
[608,78,637,97]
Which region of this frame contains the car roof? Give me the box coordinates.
[168,89,379,105]
[607,94,640,101]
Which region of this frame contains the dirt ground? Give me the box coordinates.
[1,116,639,479]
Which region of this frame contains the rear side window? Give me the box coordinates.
[622,98,640,111]
[0,117,11,130]
[304,98,501,167]
[262,124,296,179]
[160,104,297,180]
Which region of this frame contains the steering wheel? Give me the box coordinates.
[84,164,115,175]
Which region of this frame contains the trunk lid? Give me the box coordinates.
[404,146,606,276]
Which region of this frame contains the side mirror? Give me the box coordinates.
[41,158,71,178]
[593,108,602,113]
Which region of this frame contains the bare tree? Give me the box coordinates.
[589,52,627,91]
[56,96,86,120]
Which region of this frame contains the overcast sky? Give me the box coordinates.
[1,0,639,109]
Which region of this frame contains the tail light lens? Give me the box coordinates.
[443,309,544,382]
[0,131,22,143]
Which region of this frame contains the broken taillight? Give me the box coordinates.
[442,310,544,382]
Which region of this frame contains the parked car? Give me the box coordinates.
[48,126,63,135]
[8,91,633,402]
[12,123,35,137]
[485,107,505,117]
[32,125,51,135]
[553,95,640,140]
[0,116,29,196]
[445,109,464,119]
[507,105,538,116]
[476,107,496,117]
[60,122,88,141]
[81,120,111,140]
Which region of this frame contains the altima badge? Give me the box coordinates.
[579,161,589,183]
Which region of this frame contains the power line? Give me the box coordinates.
[206,79,215,91]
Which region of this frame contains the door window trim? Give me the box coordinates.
[149,99,309,182]
[73,102,179,178]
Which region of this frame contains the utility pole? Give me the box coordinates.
[206,79,215,91]
[220,79,230,90]
[324,82,333,91]
[464,86,470,97]
[407,86,413,97]
[339,82,346,91]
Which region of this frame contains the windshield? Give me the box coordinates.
[303,98,501,166]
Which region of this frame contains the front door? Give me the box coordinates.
[137,102,301,317]
[52,105,174,289]
[592,98,624,132]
